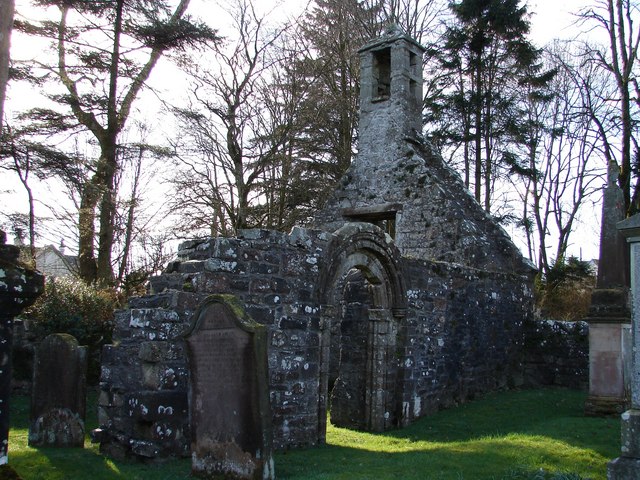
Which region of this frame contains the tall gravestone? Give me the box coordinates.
[184,295,274,480]
[29,333,87,447]
[584,160,631,416]
[0,229,44,465]
[608,214,640,478]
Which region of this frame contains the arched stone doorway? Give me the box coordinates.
[316,223,407,441]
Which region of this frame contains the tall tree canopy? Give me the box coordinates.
[578,0,640,216]
[14,0,217,284]
[430,0,550,213]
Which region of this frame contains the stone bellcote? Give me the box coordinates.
[357,25,425,160]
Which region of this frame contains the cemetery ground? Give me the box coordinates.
[5,388,618,480]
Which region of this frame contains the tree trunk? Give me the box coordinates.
[0,0,14,133]
[78,182,100,283]
[94,0,123,285]
[473,60,482,204]
[117,147,142,288]
[619,80,632,213]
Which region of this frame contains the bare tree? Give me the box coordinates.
[368,0,447,43]
[516,42,609,274]
[169,0,295,236]
[578,0,640,215]
[112,128,171,290]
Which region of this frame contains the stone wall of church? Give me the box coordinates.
[402,259,532,417]
[96,226,534,461]
[97,228,330,459]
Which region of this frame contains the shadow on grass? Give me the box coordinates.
[276,440,601,480]
[276,389,620,480]
[9,439,193,480]
[8,393,191,480]
[377,389,619,452]
[9,388,619,480]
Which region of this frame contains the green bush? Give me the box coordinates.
[535,256,595,321]
[24,277,118,384]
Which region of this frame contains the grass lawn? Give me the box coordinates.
[7,388,619,479]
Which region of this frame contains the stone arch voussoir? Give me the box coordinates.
[317,222,407,314]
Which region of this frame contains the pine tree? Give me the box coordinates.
[432,0,547,213]
[14,0,217,284]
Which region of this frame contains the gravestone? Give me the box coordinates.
[184,295,274,480]
[29,333,87,447]
[608,214,640,478]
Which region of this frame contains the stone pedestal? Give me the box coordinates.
[608,215,640,479]
[584,288,631,416]
[0,230,44,464]
[587,161,631,417]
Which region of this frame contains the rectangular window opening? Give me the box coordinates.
[372,48,391,100]
[342,203,402,240]
[409,51,418,74]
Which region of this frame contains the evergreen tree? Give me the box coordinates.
[431,0,548,213]
[14,0,217,284]
[297,0,379,180]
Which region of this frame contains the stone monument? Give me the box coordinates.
[585,160,631,416]
[29,333,87,447]
[0,229,44,464]
[608,213,640,478]
[184,295,274,480]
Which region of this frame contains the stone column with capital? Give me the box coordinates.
[585,161,631,416]
[608,214,640,478]
[0,230,44,465]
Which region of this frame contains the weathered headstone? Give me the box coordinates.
[585,160,631,416]
[29,333,87,447]
[0,229,44,465]
[608,214,640,478]
[184,295,274,480]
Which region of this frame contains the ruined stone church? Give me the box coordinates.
[96,26,535,459]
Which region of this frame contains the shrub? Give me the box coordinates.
[535,256,595,321]
[23,277,118,384]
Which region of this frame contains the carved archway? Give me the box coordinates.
[316,223,407,440]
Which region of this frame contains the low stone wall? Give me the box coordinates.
[404,259,532,416]
[97,228,329,459]
[522,318,589,390]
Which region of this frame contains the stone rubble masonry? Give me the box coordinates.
[313,28,532,276]
[313,134,532,275]
[522,319,589,391]
[0,229,44,465]
[96,226,533,460]
[96,27,539,461]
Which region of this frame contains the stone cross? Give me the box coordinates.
[608,213,640,478]
[184,295,274,480]
[29,333,87,447]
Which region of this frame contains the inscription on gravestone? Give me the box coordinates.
[185,295,274,480]
[29,333,87,447]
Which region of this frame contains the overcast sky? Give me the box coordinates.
[4,0,612,260]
